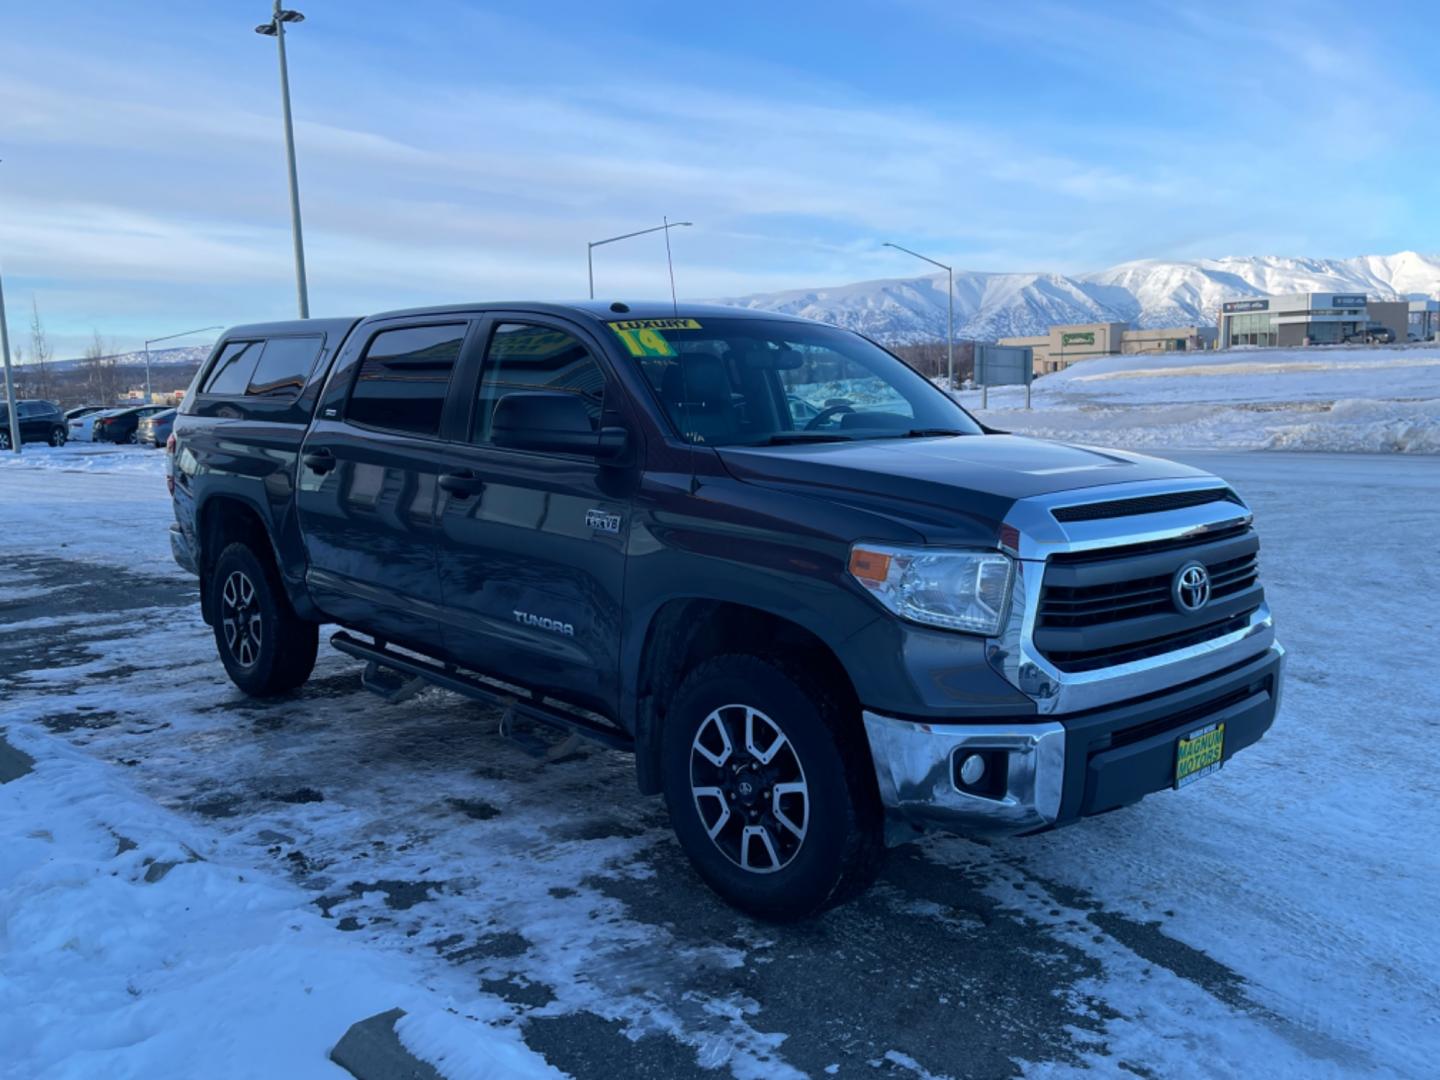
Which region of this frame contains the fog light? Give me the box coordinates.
[959,753,986,786]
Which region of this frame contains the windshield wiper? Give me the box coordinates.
[902,428,969,438]
[755,433,855,446]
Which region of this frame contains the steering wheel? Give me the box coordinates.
[804,403,856,431]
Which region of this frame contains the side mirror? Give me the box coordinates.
[491,391,629,460]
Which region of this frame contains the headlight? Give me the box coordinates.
[848,544,1014,635]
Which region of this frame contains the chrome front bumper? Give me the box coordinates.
[863,712,1066,836]
[863,642,1286,841]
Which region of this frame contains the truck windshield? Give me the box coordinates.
[615,317,982,447]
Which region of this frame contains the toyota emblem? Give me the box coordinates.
[1172,561,1211,614]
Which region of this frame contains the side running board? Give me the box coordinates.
[330,631,635,753]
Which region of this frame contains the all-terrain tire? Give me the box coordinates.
[211,541,318,697]
[661,654,885,921]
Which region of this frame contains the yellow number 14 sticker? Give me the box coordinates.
[608,318,702,357]
[611,326,676,357]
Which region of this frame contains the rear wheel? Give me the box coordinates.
[0,430,9,450]
[49,425,66,447]
[662,654,885,921]
[126,430,139,445]
[211,541,318,696]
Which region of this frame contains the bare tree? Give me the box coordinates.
[890,339,976,384]
[84,330,120,405]
[27,300,55,401]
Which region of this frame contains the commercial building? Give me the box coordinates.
[999,322,1216,375]
[1218,293,1413,348]
[1410,300,1440,341]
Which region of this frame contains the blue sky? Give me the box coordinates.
[2,0,1437,357]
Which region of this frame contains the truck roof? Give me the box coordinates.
[217,316,363,339]
[221,303,813,340]
[370,301,813,325]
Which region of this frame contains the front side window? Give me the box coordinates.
[473,323,604,444]
[246,336,324,397]
[204,341,264,395]
[618,317,982,447]
[347,324,466,437]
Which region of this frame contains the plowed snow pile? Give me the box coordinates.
[954,343,1440,453]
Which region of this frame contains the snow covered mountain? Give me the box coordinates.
[47,344,212,372]
[722,251,1440,344]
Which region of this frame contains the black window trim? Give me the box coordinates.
[198,338,266,398]
[340,318,479,444]
[463,314,620,463]
[241,332,328,400]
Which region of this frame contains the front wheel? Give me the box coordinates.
[0,430,9,450]
[210,541,318,697]
[662,654,885,921]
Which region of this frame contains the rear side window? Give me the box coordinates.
[246,336,324,397]
[473,323,604,443]
[204,341,263,395]
[347,324,466,437]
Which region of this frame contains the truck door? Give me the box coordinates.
[433,318,632,715]
[296,320,475,652]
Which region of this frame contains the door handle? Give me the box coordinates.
[302,448,336,474]
[438,470,485,498]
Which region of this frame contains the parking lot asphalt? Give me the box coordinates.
[2,452,1436,1078]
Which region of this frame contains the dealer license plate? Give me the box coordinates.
[1174,722,1225,788]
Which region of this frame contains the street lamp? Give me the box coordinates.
[0,158,17,453]
[0,255,18,454]
[144,326,224,403]
[884,242,954,391]
[588,221,693,299]
[256,3,310,319]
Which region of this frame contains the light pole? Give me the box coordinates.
[588,221,692,299]
[256,3,310,319]
[884,242,954,391]
[0,257,18,454]
[0,158,17,453]
[144,326,224,403]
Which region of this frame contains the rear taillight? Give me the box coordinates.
[165,433,177,495]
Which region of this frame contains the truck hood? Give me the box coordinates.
[716,434,1212,538]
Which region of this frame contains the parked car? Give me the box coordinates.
[170,304,1283,921]
[93,405,170,444]
[64,404,110,422]
[0,399,67,449]
[1345,323,1395,345]
[137,408,177,447]
[69,407,126,442]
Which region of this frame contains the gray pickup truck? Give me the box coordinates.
[169,301,1283,920]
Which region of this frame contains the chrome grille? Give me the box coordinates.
[1035,525,1264,673]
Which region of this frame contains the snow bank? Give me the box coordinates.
[953,343,1440,453]
[0,443,168,476]
[0,726,559,1080]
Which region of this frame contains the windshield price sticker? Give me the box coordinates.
[609,319,702,357]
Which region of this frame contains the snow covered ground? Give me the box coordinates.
[2,449,1438,1079]
[0,441,170,477]
[954,344,1440,453]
